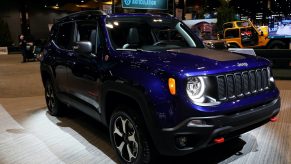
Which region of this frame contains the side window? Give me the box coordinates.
[56,22,74,50]
[225,29,239,38]
[76,21,98,53]
[223,23,233,30]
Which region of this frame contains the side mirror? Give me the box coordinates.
[73,41,92,54]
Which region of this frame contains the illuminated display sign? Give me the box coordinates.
[269,17,291,39]
[122,0,168,10]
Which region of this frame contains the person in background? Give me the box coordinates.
[19,34,27,63]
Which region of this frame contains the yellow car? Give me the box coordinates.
[222,21,288,49]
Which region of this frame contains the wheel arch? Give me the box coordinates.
[40,64,56,86]
[100,81,163,151]
[227,41,241,48]
[101,81,154,127]
[266,39,289,49]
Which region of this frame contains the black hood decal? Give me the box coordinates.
[168,48,246,61]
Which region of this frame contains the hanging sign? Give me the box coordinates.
[122,0,168,10]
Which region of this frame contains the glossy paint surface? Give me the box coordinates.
[43,13,279,129]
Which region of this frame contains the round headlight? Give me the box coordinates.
[186,77,205,100]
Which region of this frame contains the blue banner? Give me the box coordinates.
[122,0,168,10]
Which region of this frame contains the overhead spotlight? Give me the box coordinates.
[52,3,59,9]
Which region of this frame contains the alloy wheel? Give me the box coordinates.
[112,115,139,163]
[45,82,55,111]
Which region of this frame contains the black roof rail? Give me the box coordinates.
[145,12,174,18]
[57,10,107,23]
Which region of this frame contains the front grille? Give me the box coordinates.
[216,68,270,101]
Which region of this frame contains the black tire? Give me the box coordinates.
[109,108,155,164]
[268,40,287,49]
[44,79,65,116]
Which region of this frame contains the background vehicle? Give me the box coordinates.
[189,21,228,49]
[222,20,290,49]
[41,11,280,164]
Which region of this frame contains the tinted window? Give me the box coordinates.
[237,21,250,27]
[76,21,98,52]
[56,22,74,50]
[156,29,185,42]
[106,17,203,51]
[106,20,154,49]
[225,29,239,38]
[223,23,233,29]
[76,21,97,41]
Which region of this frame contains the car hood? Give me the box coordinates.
[116,48,270,77]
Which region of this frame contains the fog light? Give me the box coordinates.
[176,136,187,148]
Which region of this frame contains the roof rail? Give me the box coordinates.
[57,10,106,22]
[146,12,174,18]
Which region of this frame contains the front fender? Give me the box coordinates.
[110,64,179,128]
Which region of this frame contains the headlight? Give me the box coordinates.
[186,77,205,100]
[209,43,215,49]
[186,76,220,106]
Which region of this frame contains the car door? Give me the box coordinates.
[241,27,259,47]
[224,28,241,47]
[51,22,75,93]
[67,20,103,114]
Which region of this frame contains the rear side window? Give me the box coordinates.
[223,23,233,30]
[56,22,74,50]
[225,29,239,38]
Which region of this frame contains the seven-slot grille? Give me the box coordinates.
[217,68,270,101]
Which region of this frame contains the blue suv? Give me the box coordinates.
[40,11,280,163]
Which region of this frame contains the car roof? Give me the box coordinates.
[109,13,174,18]
[56,10,174,23]
[56,10,106,23]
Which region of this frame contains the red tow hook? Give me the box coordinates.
[214,137,225,144]
[270,117,278,122]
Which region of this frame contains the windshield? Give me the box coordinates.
[106,16,203,51]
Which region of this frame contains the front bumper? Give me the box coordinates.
[153,98,280,156]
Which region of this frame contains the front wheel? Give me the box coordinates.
[45,79,65,116]
[109,109,155,164]
[267,40,287,49]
